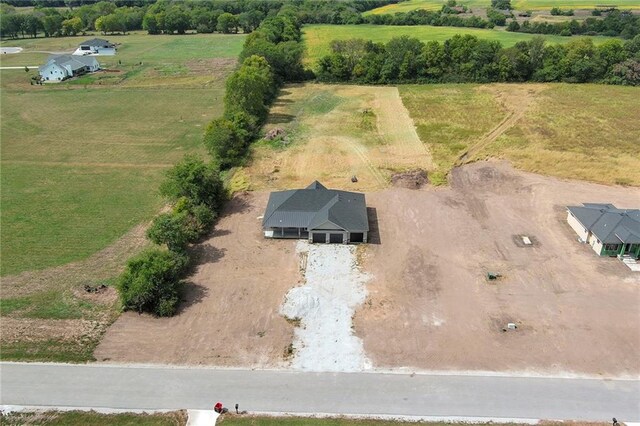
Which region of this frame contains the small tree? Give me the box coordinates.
[147,210,197,252]
[117,248,188,317]
[203,118,247,169]
[159,155,226,212]
[217,12,238,34]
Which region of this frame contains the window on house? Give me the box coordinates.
[604,244,620,251]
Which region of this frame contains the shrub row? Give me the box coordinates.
[118,156,226,317]
[203,7,305,170]
[117,5,307,318]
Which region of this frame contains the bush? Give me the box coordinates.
[203,118,248,169]
[159,155,226,212]
[146,211,198,252]
[117,249,188,317]
[487,8,507,26]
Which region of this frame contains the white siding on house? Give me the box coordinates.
[588,233,603,256]
[567,211,589,242]
[39,63,67,81]
[73,46,115,56]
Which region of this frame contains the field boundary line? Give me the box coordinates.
[1,160,173,169]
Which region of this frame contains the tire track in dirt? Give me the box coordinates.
[458,85,546,165]
[346,138,387,187]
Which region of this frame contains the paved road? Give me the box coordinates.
[1,363,639,422]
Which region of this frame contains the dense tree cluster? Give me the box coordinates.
[361,8,493,28]
[0,0,395,38]
[316,34,640,85]
[203,7,305,169]
[0,2,145,37]
[509,9,640,38]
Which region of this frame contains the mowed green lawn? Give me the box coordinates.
[0,33,245,276]
[303,24,613,64]
[365,0,640,14]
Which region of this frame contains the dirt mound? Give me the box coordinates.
[391,169,428,189]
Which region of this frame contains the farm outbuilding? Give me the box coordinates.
[262,181,369,244]
[567,203,640,259]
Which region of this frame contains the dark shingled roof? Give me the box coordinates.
[568,204,640,244]
[263,181,369,232]
[80,38,114,47]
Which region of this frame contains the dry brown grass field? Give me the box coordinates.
[241,84,433,191]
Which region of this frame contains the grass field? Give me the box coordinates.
[365,0,640,14]
[0,32,243,362]
[1,410,187,426]
[399,83,640,186]
[0,32,244,276]
[302,24,613,64]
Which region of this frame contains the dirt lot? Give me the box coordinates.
[355,160,640,376]
[97,161,639,375]
[95,193,299,366]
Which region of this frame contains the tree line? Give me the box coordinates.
[508,9,640,39]
[0,0,395,38]
[316,35,640,85]
[116,5,306,317]
[203,6,306,169]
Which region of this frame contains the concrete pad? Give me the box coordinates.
[1,47,23,54]
[187,409,219,426]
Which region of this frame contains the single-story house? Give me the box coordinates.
[39,55,100,82]
[73,38,116,56]
[567,203,640,259]
[262,181,369,244]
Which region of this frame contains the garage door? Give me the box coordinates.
[350,233,364,243]
[312,233,326,243]
[329,233,343,243]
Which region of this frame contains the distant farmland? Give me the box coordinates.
[303,24,614,64]
[0,33,245,276]
[400,83,640,186]
[365,0,640,14]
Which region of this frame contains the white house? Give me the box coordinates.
[73,38,116,56]
[39,55,100,82]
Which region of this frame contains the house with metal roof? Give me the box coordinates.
[39,54,100,82]
[262,181,369,244]
[73,38,116,56]
[567,203,640,259]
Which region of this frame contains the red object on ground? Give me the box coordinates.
[214,402,223,413]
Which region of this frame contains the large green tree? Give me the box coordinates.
[224,55,274,122]
[159,155,226,213]
[117,248,188,317]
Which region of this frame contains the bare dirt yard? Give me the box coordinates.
[97,161,639,376]
[95,193,299,366]
[355,160,640,377]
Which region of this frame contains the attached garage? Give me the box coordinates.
[329,233,344,243]
[350,232,364,243]
[312,233,327,243]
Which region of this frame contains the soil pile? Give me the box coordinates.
[391,169,428,189]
